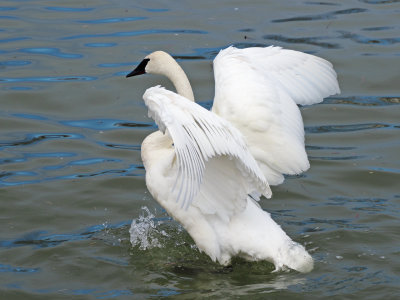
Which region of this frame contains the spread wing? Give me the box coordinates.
[212,46,340,185]
[143,86,271,212]
[216,46,340,105]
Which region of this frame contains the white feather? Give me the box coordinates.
[128,46,340,273]
[143,86,270,210]
[212,46,340,185]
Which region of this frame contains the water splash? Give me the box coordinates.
[129,207,169,250]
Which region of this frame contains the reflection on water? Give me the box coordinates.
[1,0,399,298]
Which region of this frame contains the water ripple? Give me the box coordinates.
[0,60,31,67]
[174,44,267,61]
[0,174,40,186]
[0,152,76,166]
[263,34,339,49]
[272,8,368,23]
[97,62,136,68]
[78,16,147,24]
[307,270,396,296]
[173,46,222,60]
[84,43,117,48]
[309,155,364,161]
[324,96,400,106]
[0,76,97,83]
[12,113,48,120]
[304,1,339,5]
[0,15,17,20]
[0,7,17,11]
[60,119,153,131]
[287,217,368,231]
[362,26,395,31]
[69,158,121,166]
[97,142,141,151]
[0,221,130,249]
[369,167,400,174]
[145,8,169,12]
[19,47,82,59]
[117,121,156,129]
[305,123,393,134]
[7,86,33,91]
[0,163,144,187]
[0,263,39,273]
[0,133,83,149]
[8,286,134,299]
[306,145,357,151]
[328,196,388,208]
[45,7,94,12]
[358,0,400,4]
[0,37,30,43]
[306,144,363,160]
[61,29,207,40]
[338,31,400,45]
[55,164,143,179]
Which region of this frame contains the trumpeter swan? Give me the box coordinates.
[126,46,340,273]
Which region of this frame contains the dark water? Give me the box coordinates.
[1,0,399,299]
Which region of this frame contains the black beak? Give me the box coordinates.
[126,58,150,78]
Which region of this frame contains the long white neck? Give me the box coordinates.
[164,60,195,102]
[147,51,195,102]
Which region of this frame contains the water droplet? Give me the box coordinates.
[129,206,169,250]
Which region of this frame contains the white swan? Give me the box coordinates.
[126,46,340,273]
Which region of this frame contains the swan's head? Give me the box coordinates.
[126,50,195,101]
[126,51,176,78]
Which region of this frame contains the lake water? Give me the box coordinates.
[1,0,399,299]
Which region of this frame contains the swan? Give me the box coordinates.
[126,46,340,273]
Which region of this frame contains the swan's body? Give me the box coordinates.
[126,46,340,273]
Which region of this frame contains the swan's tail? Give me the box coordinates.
[275,241,314,273]
[221,198,314,273]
